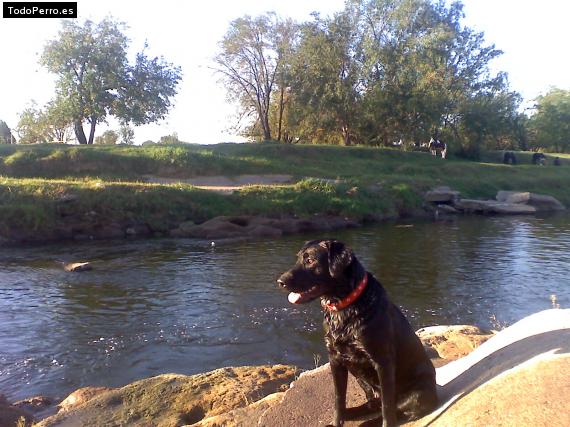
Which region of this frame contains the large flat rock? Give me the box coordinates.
[454,199,537,214]
[496,191,565,211]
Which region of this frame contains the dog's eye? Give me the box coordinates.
[305,258,315,266]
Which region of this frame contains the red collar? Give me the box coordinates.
[322,273,368,312]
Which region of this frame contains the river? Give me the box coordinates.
[1,214,569,401]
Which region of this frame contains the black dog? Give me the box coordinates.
[277,239,438,427]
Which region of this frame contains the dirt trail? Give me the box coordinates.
[143,174,294,193]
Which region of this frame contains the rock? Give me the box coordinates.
[435,204,459,214]
[454,199,537,214]
[425,186,460,203]
[496,191,565,211]
[416,325,495,362]
[125,224,152,237]
[63,262,92,272]
[0,394,34,427]
[92,223,125,240]
[496,191,531,204]
[194,392,286,427]
[13,395,57,420]
[58,387,113,412]
[171,215,358,240]
[36,365,298,427]
[14,395,53,412]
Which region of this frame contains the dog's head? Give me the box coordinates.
[277,239,357,304]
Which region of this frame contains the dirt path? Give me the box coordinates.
[143,174,295,193]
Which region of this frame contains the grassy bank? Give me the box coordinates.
[1,143,569,243]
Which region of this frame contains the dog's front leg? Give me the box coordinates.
[375,360,397,427]
[328,360,348,427]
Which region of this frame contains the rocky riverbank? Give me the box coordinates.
[4,309,568,427]
[1,182,566,247]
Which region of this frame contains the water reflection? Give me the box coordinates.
[0,213,569,400]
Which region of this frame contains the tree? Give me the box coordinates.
[41,18,182,144]
[0,120,15,144]
[285,12,363,145]
[452,76,522,158]
[94,130,119,145]
[16,102,73,144]
[17,104,48,144]
[159,132,180,144]
[529,88,570,153]
[118,123,135,145]
[215,13,284,141]
[45,97,75,143]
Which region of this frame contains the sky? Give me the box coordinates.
[1,0,569,144]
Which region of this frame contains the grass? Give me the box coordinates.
[1,142,569,242]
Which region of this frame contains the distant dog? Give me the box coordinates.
[277,240,438,426]
[532,152,546,165]
[503,151,517,165]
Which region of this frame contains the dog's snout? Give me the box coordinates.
[277,271,294,288]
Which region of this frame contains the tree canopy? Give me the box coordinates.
[217,0,526,157]
[40,18,182,144]
[529,88,570,153]
[214,13,282,141]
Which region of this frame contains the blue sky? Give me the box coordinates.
[1,0,569,143]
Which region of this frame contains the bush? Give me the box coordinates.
[95,130,119,145]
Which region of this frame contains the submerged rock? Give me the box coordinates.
[63,262,92,272]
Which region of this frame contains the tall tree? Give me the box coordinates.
[118,122,135,145]
[529,88,570,153]
[41,18,181,144]
[286,11,363,145]
[215,13,284,141]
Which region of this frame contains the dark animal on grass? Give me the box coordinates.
[532,152,546,165]
[503,151,517,165]
[277,240,438,427]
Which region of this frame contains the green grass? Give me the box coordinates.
[1,142,569,242]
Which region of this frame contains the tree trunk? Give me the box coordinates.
[277,86,285,142]
[74,120,88,145]
[261,114,271,141]
[342,125,351,146]
[87,116,97,145]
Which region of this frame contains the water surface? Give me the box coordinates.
[1,214,569,400]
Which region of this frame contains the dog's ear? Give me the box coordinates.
[326,240,354,278]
